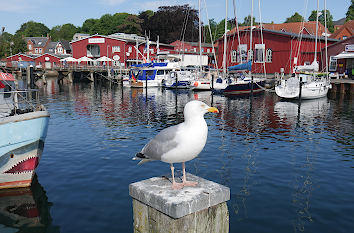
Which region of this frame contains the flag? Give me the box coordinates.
[131,73,136,83]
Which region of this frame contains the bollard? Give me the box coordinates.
[129,173,230,233]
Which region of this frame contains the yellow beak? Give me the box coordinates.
[208,107,219,113]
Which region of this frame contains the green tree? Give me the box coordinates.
[214,19,233,40]
[11,33,27,54]
[81,18,99,34]
[141,5,199,43]
[50,23,78,41]
[15,21,50,37]
[203,18,218,43]
[285,12,304,23]
[139,10,154,34]
[346,0,354,21]
[0,32,12,58]
[240,15,256,26]
[116,14,143,35]
[308,10,334,33]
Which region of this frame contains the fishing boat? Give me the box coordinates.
[163,70,193,89]
[129,62,180,88]
[0,72,49,189]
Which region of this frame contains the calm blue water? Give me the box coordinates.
[6,79,354,232]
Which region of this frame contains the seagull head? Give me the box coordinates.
[183,100,219,121]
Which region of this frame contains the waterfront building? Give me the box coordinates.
[216,27,338,75]
[322,36,354,78]
[70,34,174,68]
[25,36,51,55]
[330,20,354,41]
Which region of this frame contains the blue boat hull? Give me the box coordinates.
[0,111,49,189]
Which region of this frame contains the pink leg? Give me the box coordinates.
[182,162,198,187]
[170,163,183,190]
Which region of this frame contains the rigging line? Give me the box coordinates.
[324,0,329,79]
[203,0,219,71]
[178,7,190,56]
[233,0,241,58]
[258,0,267,78]
[295,0,309,72]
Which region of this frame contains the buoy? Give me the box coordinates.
[194,82,198,87]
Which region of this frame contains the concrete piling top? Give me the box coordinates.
[129,173,230,219]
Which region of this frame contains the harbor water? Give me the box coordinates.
[4,79,353,233]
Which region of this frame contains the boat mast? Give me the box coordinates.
[199,0,202,73]
[314,0,319,63]
[223,0,228,78]
[324,0,328,77]
[249,0,254,77]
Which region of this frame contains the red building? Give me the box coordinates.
[6,53,35,68]
[216,28,338,75]
[321,36,354,77]
[34,53,62,69]
[25,36,51,55]
[70,34,174,67]
[330,20,354,41]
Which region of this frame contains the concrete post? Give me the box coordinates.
[129,173,230,233]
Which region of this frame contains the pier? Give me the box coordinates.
[129,173,230,233]
[330,79,354,95]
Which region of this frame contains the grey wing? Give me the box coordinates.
[141,124,182,160]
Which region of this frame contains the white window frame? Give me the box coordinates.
[128,46,132,53]
[238,44,247,63]
[329,56,337,71]
[39,48,42,53]
[231,50,237,63]
[266,49,272,63]
[248,49,253,62]
[35,48,38,53]
[112,46,121,53]
[254,44,265,63]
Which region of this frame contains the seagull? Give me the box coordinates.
[133,100,219,190]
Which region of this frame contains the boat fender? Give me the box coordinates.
[194,82,198,87]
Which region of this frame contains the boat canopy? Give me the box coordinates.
[228,61,252,71]
[0,72,15,81]
[132,62,168,68]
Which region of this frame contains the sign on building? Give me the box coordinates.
[88,38,105,44]
[345,44,354,52]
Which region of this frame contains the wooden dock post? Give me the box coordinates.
[129,173,230,233]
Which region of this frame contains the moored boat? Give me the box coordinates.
[0,72,49,189]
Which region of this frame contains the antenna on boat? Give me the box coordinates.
[198,0,202,74]
[222,0,228,79]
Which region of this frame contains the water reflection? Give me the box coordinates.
[36,80,353,233]
[0,175,58,233]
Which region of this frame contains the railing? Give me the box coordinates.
[0,89,41,118]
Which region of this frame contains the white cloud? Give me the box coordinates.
[99,0,126,5]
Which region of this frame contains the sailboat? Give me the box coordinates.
[213,0,266,96]
[275,0,331,99]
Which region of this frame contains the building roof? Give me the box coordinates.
[45,42,57,53]
[221,28,338,43]
[59,40,72,51]
[333,17,346,26]
[229,21,328,37]
[25,37,50,48]
[329,20,354,39]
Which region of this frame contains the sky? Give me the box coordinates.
[0,0,351,35]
